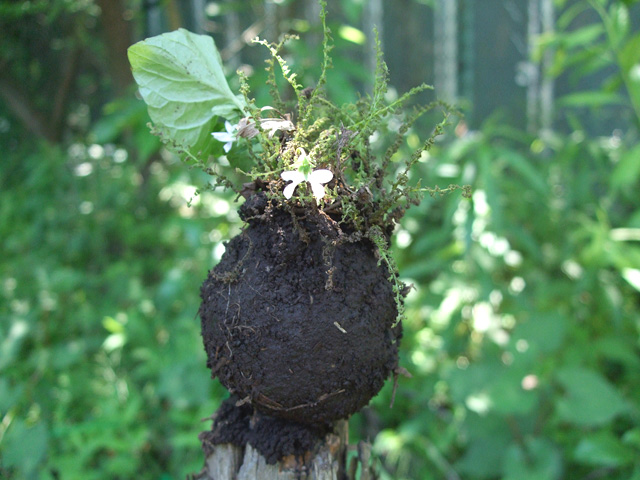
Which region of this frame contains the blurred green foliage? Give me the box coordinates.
[0,139,241,477]
[1,0,639,479]
[365,3,640,478]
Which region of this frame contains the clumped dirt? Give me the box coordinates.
[199,192,402,458]
[200,395,330,465]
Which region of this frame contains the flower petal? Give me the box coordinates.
[281,171,305,199]
[283,182,300,199]
[212,132,234,142]
[261,118,295,138]
[281,170,305,182]
[223,141,232,153]
[308,169,333,184]
[310,181,328,202]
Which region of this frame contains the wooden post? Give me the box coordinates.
[192,420,377,480]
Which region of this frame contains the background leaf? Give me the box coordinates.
[503,437,564,480]
[574,431,637,467]
[555,367,629,426]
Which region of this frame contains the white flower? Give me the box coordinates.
[236,116,295,139]
[281,149,334,203]
[211,120,236,153]
[281,168,333,204]
[260,118,295,137]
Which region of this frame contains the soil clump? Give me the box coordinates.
[200,395,330,465]
[199,192,402,459]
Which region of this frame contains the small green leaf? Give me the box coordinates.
[128,28,245,157]
[102,316,124,334]
[557,90,626,108]
[618,32,640,73]
[338,25,366,45]
[611,144,640,193]
[561,24,605,49]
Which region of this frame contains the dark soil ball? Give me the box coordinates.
[199,194,402,425]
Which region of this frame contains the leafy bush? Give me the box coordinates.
[361,2,640,477]
[367,121,640,479]
[0,140,238,478]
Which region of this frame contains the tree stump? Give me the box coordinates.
[191,420,377,480]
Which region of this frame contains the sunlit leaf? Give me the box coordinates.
[611,144,640,193]
[622,268,640,291]
[128,29,246,157]
[557,90,626,107]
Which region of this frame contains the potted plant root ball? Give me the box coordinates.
[128,5,470,477]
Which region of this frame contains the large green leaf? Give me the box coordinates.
[488,367,539,416]
[574,431,636,468]
[456,434,510,478]
[2,420,49,477]
[127,28,245,157]
[555,367,629,426]
[512,314,568,354]
[503,437,563,480]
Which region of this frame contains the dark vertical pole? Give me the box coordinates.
[97,0,134,94]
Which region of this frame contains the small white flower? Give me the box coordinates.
[281,167,333,204]
[236,116,295,139]
[211,120,236,153]
[260,118,295,138]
